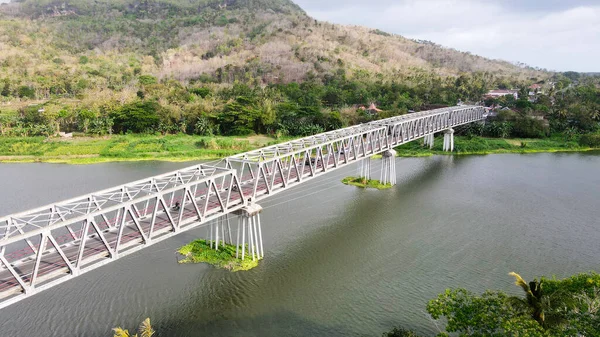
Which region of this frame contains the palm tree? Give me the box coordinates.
[113,318,154,337]
[509,272,545,325]
[508,272,568,329]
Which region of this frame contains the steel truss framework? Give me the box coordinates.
[0,105,485,309]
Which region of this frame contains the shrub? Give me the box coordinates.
[110,101,160,133]
[194,117,215,136]
[579,134,600,147]
[189,87,211,98]
[512,118,548,138]
[17,86,35,99]
[138,75,158,85]
[372,29,391,37]
[215,15,228,26]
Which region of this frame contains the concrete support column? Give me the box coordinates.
[357,157,371,180]
[443,128,454,152]
[380,149,397,185]
[234,204,264,261]
[424,134,434,149]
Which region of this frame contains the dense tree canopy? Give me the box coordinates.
[385,272,600,337]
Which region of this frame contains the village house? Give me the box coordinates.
[485,89,519,99]
[528,83,544,96]
[357,103,383,115]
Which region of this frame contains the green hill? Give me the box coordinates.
[0,0,555,138]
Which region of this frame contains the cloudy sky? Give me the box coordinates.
[294,0,600,72]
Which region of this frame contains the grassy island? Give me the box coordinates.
[178,239,259,272]
[342,176,393,190]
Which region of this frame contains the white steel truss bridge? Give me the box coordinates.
[0,105,486,309]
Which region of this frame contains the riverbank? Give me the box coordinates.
[0,134,284,164]
[342,176,393,190]
[178,239,259,271]
[0,135,598,164]
[395,136,599,157]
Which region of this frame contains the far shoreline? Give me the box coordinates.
[0,135,598,165]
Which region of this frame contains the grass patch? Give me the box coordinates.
[0,134,282,164]
[1,134,596,164]
[178,239,259,272]
[342,176,393,190]
[395,136,598,157]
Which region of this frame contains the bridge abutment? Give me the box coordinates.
[233,204,264,261]
[443,128,454,152]
[380,150,397,185]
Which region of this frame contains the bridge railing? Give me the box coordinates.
[227,126,389,202]
[0,164,246,307]
[369,106,486,147]
[224,105,486,201]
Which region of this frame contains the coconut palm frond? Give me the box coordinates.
[138,318,155,337]
[509,272,531,293]
[113,328,132,337]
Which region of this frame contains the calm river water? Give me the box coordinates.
[0,153,599,336]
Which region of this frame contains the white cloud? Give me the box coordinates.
[295,0,600,72]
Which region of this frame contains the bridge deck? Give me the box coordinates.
[0,105,486,308]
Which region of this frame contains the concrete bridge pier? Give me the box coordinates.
[357,157,372,180]
[234,204,264,261]
[443,128,455,152]
[423,134,434,149]
[208,214,234,251]
[380,149,397,185]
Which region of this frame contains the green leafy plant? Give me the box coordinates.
[113,318,154,337]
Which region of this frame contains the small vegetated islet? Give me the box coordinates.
[178,239,259,272]
[342,176,393,190]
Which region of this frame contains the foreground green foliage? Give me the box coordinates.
[342,176,393,190]
[427,289,547,336]
[113,318,154,337]
[406,271,600,336]
[178,239,259,271]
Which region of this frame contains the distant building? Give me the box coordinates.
[367,103,382,115]
[486,89,519,99]
[358,103,383,115]
[529,84,543,90]
[528,83,544,96]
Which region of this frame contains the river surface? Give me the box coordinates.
[0,153,599,336]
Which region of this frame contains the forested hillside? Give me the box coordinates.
[0,0,575,139]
